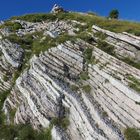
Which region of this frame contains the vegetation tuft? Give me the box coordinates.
[10,12,140,36]
[0,124,52,140]
[124,127,140,140]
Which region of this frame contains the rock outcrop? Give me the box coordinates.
[51,4,65,14]
[3,37,140,140]
[0,39,24,92]
[1,12,140,140]
[93,25,140,62]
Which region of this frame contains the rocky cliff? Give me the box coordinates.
[0,10,140,140]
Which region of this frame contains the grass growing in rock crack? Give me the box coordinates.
[127,75,140,93]
[0,90,11,125]
[121,57,140,70]
[124,127,140,140]
[97,40,115,56]
[82,85,91,93]
[70,85,79,92]
[51,117,70,130]
[83,47,96,64]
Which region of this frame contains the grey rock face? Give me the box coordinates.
[0,39,24,68]
[13,20,79,37]
[3,37,140,140]
[1,17,140,140]
[92,25,140,62]
[0,39,24,92]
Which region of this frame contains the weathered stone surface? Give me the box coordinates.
[92,25,140,62]
[3,37,140,139]
[11,20,79,38]
[0,39,24,92]
[0,39,24,68]
[1,16,140,140]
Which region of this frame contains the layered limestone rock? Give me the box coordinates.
[3,36,140,140]
[0,39,24,92]
[92,25,140,62]
[1,13,140,140]
[11,20,80,37]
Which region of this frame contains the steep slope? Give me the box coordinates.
[0,11,140,140]
[0,39,23,92]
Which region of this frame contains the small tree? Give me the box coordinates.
[109,9,119,19]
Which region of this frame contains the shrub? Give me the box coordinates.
[109,9,119,19]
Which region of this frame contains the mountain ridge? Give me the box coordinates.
[0,7,140,140]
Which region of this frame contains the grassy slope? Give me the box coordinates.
[11,12,140,36]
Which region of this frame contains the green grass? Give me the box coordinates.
[10,12,140,36]
[127,75,140,93]
[121,57,140,70]
[51,117,70,130]
[3,75,9,82]
[0,90,11,125]
[70,85,79,92]
[11,13,57,22]
[124,127,140,140]
[97,40,115,56]
[94,31,107,40]
[80,71,90,81]
[0,21,23,32]
[0,124,52,140]
[83,48,94,64]
[82,85,91,93]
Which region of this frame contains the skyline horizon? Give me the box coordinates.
[0,0,140,22]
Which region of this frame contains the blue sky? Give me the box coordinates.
[0,0,140,22]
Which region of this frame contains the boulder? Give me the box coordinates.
[51,4,65,14]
